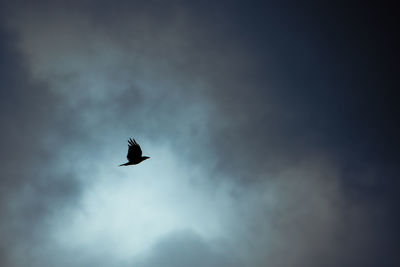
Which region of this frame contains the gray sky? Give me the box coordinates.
[0,1,398,267]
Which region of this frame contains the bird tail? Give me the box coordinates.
[119,163,127,166]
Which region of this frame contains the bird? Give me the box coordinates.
[119,138,150,166]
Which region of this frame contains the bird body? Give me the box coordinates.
[119,138,150,166]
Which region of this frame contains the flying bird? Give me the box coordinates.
[119,138,150,166]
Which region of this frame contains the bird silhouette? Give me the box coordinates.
[119,138,150,166]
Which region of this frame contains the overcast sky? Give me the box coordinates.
[0,1,398,267]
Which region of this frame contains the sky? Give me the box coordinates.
[0,1,398,266]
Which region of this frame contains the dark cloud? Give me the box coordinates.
[136,229,240,267]
[0,1,398,267]
[0,22,82,267]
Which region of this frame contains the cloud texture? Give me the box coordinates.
[0,1,398,266]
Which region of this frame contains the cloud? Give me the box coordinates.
[136,229,241,267]
[0,23,83,267]
[0,1,398,267]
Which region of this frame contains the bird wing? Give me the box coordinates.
[127,138,142,161]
